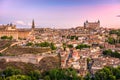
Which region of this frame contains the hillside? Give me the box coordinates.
[0,59,39,74]
[2,46,51,56]
[0,40,13,51]
[0,56,59,73]
[39,56,60,72]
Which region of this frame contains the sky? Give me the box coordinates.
[0,0,120,28]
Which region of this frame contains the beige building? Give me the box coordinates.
[0,20,35,40]
[84,20,100,29]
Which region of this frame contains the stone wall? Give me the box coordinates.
[0,31,18,40]
[0,56,41,64]
[18,31,31,39]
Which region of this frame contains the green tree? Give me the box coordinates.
[48,68,80,80]
[107,37,116,44]
[0,53,3,56]
[94,71,107,80]
[87,66,120,80]
[111,68,120,79]
[1,36,13,40]
[1,36,8,39]
[8,36,13,40]
[70,36,75,40]
[103,49,112,55]
[63,43,66,51]
[108,75,116,80]
[44,75,51,80]
[84,73,91,80]
[67,44,73,48]
[75,36,78,40]
[103,49,120,58]
[26,42,33,46]
[3,67,21,77]
[76,44,90,50]
[40,42,50,47]
[109,29,120,36]
[6,75,31,80]
[50,43,56,50]
[28,70,41,80]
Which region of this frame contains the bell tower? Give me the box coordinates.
[32,19,35,29]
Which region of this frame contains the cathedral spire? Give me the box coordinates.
[32,19,35,29]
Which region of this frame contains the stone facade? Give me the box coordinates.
[0,24,18,40]
[0,30,18,40]
[84,20,100,29]
[0,20,34,40]
[18,29,31,39]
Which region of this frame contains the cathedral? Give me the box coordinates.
[0,20,35,40]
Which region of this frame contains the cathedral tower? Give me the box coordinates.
[32,19,35,29]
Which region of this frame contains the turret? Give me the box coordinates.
[10,23,13,26]
[86,20,88,23]
[98,20,100,23]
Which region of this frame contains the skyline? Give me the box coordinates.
[0,0,120,28]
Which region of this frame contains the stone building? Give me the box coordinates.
[0,24,18,40]
[84,20,100,29]
[18,29,32,39]
[0,20,35,40]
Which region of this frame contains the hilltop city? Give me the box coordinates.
[0,20,120,80]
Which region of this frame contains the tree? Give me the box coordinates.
[92,66,120,80]
[1,36,7,39]
[107,37,116,44]
[50,43,56,50]
[28,70,41,80]
[103,49,112,55]
[76,44,90,50]
[8,36,13,40]
[94,71,107,80]
[0,53,3,56]
[84,73,91,80]
[1,36,13,40]
[39,42,50,47]
[6,75,31,80]
[26,42,33,46]
[44,75,51,80]
[70,36,75,40]
[108,75,116,80]
[3,67,21,77]
[47,68,81,80]
[63,43,66,51]
[67,44,73,48]
[75,36,78,40]
[103,49,120,59]
[111,68,120,79]
[109,29,120,36]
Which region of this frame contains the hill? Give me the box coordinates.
[2,46,51,56]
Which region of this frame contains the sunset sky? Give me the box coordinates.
[0,0,120,28]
